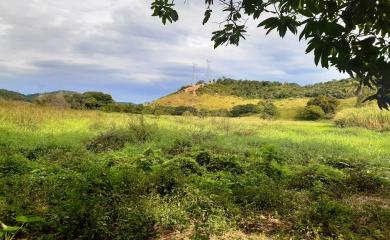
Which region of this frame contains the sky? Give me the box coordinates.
[0,0,347,103]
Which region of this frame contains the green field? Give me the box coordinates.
[154,92,357,120]
[1,101,389,239]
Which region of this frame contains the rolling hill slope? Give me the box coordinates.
[154,78,359,119]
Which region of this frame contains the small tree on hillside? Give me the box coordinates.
[301,105,326,120]
[307,95,340,115]
[259,101,279,119]
[230,104,261,117]
[65,93,86,109]
[83,92,114,109]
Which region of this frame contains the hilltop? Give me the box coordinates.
[154,78,359,119]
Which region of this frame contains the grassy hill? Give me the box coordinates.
[0,89,28,101]
[154,79,359,120]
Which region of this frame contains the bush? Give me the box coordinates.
[205,155,244,174]
[86,128,132,152]
[195,151,212,166]
[0,155,33,176]
[289,164,345,191]
[233,173,293,214]
[154,157,202,195]
[166,139,192,155]
[345,168,385,193]
[307,95,340,115]
[230,104,261,117]
[306,199,354,236]
[173,106,198,116]
[301,105,326,120]
[83,91,114,109]
[86,118,153,152]
[258,101,279,119]
[64,93,86,109]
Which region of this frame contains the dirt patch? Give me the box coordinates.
[183,84,205,96]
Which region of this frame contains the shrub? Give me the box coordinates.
[259,101,279,119]
[173,106,198,116]
[345,168,385,193]
[301,105,325,120]
[0,155,32,176]
[233,173,293,214]
[205,155,244,174]
[154,157,202,195]
[166,139,192,155]
[195,151,212,166]
[288,164,345,191]
[82,91,114,109]
[134,148,164,172]
[306,199,354,236]
[86,128,132,152]
[307,95,340,115]
[86,118,153,152]
[230,104,261,117]
[111,202,157,240]
[64,93,86,109]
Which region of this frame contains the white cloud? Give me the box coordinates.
[0,0,347,102]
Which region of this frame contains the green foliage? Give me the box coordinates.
[151,0,178,25]
[82,91,114,109]
[199,78,355,99]
[306,198,354,237]
[172,106,198,116]
[204,155,245,174]
[289,164,345,191]
[301,105,325,120]
[152,0,390,109]
[166,138,192,156]
[258,101,279,119]
[345,168,385,194]
[0,89,27,101]
[86,118,153,152]
[64,93,87,109]
[307,95,340,115]
[230,104,260,117]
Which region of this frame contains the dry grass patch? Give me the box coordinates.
[334,106,390,131]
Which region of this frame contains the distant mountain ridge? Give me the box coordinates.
[26,90,78,100]
[0,89,27,101]
[0,89,79,102]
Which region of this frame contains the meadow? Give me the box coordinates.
[0,101,389,239]
[154,93,357,120]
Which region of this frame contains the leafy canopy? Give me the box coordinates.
[151,0,390,109]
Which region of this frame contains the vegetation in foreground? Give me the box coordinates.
[0,101,389,239]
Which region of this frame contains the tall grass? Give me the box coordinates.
[334,106,390,131]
